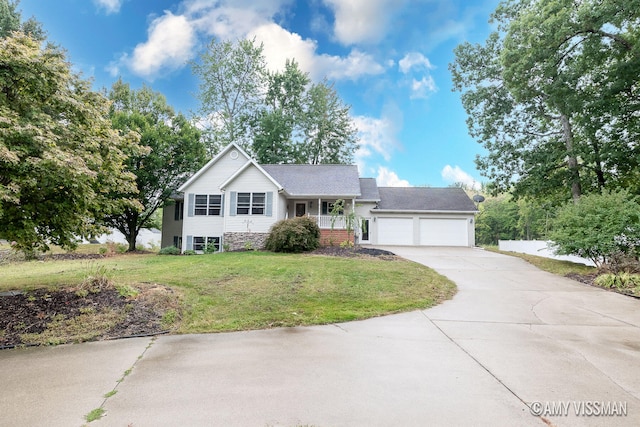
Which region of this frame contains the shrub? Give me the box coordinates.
[595,272,640,290]
[265,217,320,253]
[549,190,640,270]
[159,246,181,255]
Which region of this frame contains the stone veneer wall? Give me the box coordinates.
[223,232,269,251]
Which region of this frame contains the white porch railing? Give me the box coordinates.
[310,215,347,230]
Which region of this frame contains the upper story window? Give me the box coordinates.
[236,192,266,215]
[194,194,222,216]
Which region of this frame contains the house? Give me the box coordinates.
[161,143,478,252]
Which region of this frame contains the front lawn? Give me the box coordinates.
[0,250,456,345]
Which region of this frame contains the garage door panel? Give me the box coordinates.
[378,218,413,245]
[420,218,468,246]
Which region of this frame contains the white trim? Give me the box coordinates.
[178,142,252,192]
[373,209,477,214]
[219,159,283,191]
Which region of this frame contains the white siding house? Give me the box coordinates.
[161,143,478,252]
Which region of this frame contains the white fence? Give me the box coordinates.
[498,240,596,267]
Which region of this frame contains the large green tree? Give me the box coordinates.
[192,38,267,156]
[0,0,45,41]
[451,0,640,202]
[0,34,140,256]
[106,80,207,251]
[193,38,358,164]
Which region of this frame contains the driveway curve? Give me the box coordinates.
[2,247,639,427]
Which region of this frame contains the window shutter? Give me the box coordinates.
[220,194,225,217]
[187,194,195,217]
[266,192,273,217]
[186,235,193,250]
[229,191,237,216]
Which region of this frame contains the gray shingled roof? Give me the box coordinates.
[261,164,361,197]
[376,187,477,212]
[357,178,380,201]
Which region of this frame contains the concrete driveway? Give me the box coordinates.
[2,247,639,426]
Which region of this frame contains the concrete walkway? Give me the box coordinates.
[2,247,639,426]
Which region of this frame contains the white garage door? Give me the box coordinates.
[377,218,413,245]
[419,218,469,246]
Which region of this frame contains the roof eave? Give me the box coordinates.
[372,209,478,214]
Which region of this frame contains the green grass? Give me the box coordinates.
[85,408,105,422]
[485,246,597,276]
[0,251,456,334]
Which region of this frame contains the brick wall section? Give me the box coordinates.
[224,232,269,251]
[319,229,353,246]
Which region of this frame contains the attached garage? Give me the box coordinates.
[377,218,414,245]
[419,218,469,246]
[369,187,478,247]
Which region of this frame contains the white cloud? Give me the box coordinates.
[377,167,410,187]
[323,0,402,45]
[94,0,122,14]
[123,12,197,79]
[117,0,385,81]
[441,165,481,190]
[398,52,433,74]
[352,112,400,163]
[410,76,437,99]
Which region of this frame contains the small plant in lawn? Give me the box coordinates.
[159,245,181,255]
[115,284,139,298]
[244,241,254,251]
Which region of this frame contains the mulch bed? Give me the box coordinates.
[310,246,397,259]
[0,285,172,349]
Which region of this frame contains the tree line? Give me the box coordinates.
[454,0,640,268]
[0,0,358,256]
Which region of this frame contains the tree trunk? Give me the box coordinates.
[560,114,582,202]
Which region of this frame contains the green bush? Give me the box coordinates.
[265,217,320,253]
[549,190,640,270]
[159,246,181,255]
[595,272,640,290]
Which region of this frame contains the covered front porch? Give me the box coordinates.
[287,198,356,230]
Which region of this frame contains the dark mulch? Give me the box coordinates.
[310,246,397,259]
[0,285,172,349]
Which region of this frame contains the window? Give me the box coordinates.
[322,201,343,215]
[209,195,222,215]
[252,193,265,215]
[194,194,222,216]
[173,236,182,248]
[193,236,206,251]
[193,236,220,252]
[237,193,251,215]
[174,201,184,221]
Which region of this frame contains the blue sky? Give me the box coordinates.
[20,0,499,189]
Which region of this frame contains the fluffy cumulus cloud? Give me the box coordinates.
[119,12,196,79]
[441,165,481,190]
[398,52,437,99]
[376,167,410,187]
[410,76,437,99]
[398,52,433,74]
[117,0,386,81]
[94,0,122,14]
[322,0,401,45]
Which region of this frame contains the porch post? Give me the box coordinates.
[318,198,321,216]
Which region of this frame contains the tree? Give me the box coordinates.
[450,0,640,203]
[105,79,207,251]
[300,79,358,164]
[549,190,640,269]
[0,34,140,256]
[0,0,45,41]
[191,38,267,156]
[193,39,359,165]
[252,59,309,164]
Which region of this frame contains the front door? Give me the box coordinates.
[295,202,306,217]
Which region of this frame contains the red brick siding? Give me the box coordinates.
[319,229,353,246]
